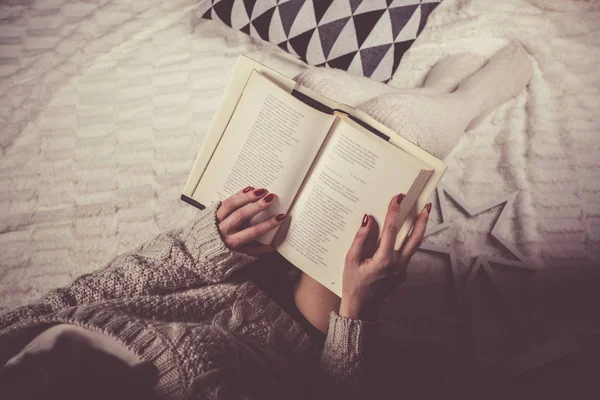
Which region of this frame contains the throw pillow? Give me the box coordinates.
[199,0,442,82]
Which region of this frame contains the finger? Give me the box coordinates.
[220,192,277,234]
[346,213,377,265]
[362,216,380,260]
[216,187,266,222]
[226,213,286,248]
[397,203,431,265]
[373,193,405,266]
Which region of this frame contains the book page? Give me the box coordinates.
[183,55,297,198]
[275,119,432,296]
[193,71,336,244]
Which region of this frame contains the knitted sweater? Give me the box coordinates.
[0,202,380,399]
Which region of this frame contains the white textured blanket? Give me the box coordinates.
[0,0,599,377]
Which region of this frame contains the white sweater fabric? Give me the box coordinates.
[295,40,533,160]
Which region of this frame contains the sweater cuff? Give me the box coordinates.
[183,202,257,282]
[318,310,381,397]
[326,310,381,356]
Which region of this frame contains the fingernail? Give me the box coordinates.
[361,214,368,227]
[243,186,254,193]
[276,213,286,222]
[396,193,405,204]
[263,193,275,203]
[426,203,432,214]
[254,188,266,196]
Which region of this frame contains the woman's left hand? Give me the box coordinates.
[216,186,286,257]
[339,195,431,321]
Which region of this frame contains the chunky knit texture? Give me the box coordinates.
[0,202,380,399]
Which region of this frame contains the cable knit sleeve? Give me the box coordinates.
[0,202,256,329]
[318,310,382,399]
[177,201,257,282]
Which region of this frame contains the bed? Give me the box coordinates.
[1,0,599,382]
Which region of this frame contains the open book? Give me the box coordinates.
[182,56,447,297]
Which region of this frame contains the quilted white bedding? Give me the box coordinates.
[1,0,599,377]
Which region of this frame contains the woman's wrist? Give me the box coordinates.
[339,298,379,321]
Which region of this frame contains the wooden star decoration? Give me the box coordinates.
[417,183,541,366]
[418,182,537,304]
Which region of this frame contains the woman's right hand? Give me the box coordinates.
[339,194,431,321]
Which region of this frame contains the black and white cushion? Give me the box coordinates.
[200,0,442,82]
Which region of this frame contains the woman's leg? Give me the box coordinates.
[293,272,341,334]
[244,254,337,334]
[422,53,487,93]
[453,40,533,131]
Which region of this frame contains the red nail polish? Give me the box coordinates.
[263,193,275,203]
[361,214,368,227]
[396,193,405,204]
[254,188,266,196]
[243,186,254,193]
[276,213,286,221]
[426,203,432,214]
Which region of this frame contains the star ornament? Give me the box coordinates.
[418,183,537,304]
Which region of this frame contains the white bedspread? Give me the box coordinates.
[1,0,599,377]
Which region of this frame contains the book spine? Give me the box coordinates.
[291,89,334,114]
[291,89,390,142]
[181,194,206,210]
[347,115,390,141]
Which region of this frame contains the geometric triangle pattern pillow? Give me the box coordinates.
[199,0,442,82]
